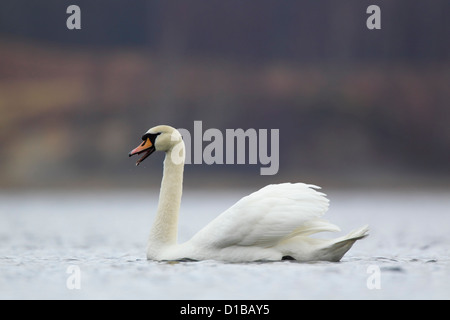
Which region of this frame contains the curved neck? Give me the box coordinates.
[148,142,185,249]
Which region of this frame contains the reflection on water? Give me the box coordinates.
[0,189,449,299]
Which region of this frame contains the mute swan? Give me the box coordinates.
[129,125,368,262]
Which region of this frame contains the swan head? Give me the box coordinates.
[129,125,183,166]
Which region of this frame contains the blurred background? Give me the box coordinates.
[0,0,449,190]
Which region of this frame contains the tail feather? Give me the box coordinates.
[318,225,369,261]
[277,224,369,262]
[339,224,369,242]
[284,218,341,239]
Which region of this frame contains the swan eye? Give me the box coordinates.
[141,132,161,144]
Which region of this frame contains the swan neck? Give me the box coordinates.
[149,144,185,248]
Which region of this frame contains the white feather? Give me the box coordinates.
[189,183,331,248]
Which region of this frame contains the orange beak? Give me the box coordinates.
[129,138,155,166]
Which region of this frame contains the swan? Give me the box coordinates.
[129,125,368,262]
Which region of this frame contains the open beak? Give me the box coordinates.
[129,138,155,166]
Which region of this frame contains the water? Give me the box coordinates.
[1,189,449,299]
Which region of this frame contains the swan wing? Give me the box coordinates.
[189,183,336,249]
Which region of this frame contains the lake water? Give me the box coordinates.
[0,188,449,299]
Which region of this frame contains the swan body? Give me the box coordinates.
[129,125,368,262]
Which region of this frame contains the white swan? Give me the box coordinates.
[129,125,368,262]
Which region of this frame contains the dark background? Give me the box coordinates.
[0,0,449,189]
